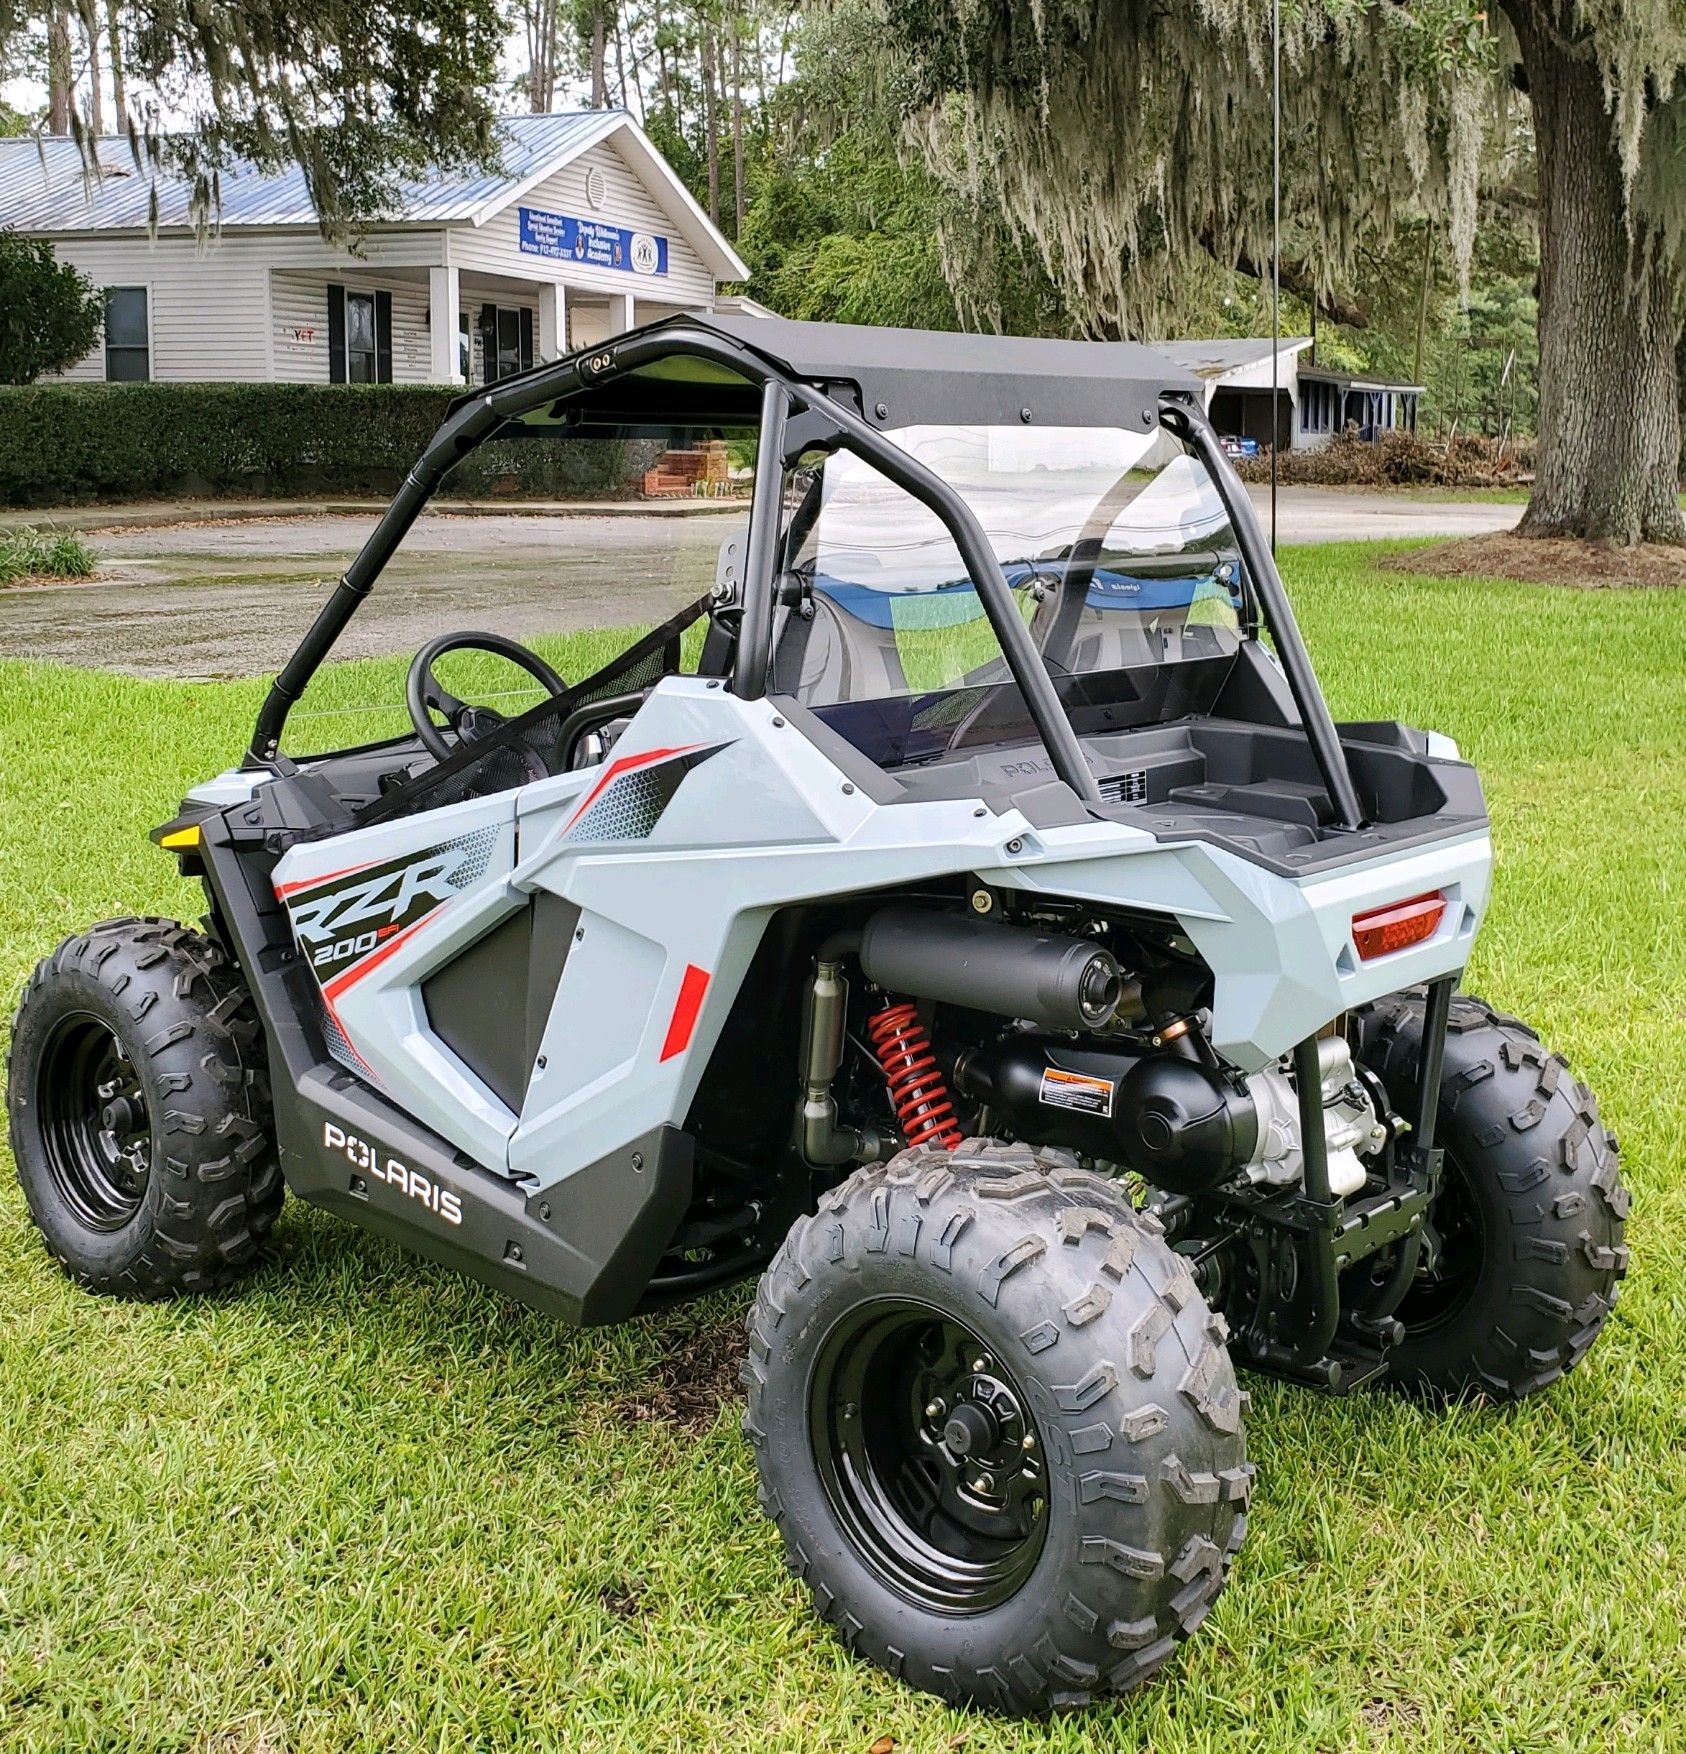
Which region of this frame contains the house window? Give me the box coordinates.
[103,287,149,380]
[1300,378,1338,435]
[477,303,535,385]
[327,284,393,384]
[345,292,378,383]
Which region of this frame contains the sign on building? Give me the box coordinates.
[518,207,669,277]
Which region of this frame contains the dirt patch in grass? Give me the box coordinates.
[1382,532,1686,589]
[1359,1697,1425,1732]
[615,1316,746,1434]
[599,1580,647,1619]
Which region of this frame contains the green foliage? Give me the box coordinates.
[741,134,959,328]
[0,384,651,506]
[736,2,1077,334]
[0,524,96,582]
[0,0,507,237]
[0,233,103,386]
[881,0,1496,336]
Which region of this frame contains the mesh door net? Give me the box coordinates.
[356,595,710,827]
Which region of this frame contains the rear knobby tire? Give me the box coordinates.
[1355,990,1629,1401]
[6,917,282,1298]
[743,1141,1251,1715]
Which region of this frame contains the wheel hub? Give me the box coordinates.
[941,1400,997,1457]
[810,1301,1049,1613]
[38,1013,153,1231]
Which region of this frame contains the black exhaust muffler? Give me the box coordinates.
[857,906,1124,1031]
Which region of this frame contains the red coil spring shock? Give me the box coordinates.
[867,1000,963,1151]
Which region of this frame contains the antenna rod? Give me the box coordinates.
[1270,0,1281,555]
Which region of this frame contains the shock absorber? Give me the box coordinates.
[867,999,963,1151]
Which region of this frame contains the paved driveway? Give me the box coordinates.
[0,489,1517,680]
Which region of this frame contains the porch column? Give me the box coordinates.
[537,281,568,360]
[428,264,462,384]
[606,290,635,336]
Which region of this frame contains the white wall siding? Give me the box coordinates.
[447,137,715,307]
[42,234,270,380]
[270,269,438,384]
[38,229,448,381]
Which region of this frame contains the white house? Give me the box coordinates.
[1150,338,1423,456]
[0,111,749,387]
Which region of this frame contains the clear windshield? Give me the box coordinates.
[284,428,751,757]
[772,425,1246,716]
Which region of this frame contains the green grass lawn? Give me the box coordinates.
[2,543,1684,1752]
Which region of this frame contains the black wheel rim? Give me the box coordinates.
[38,1012,153,1232]
[1395,1151,1486,1334]
[809,1298,1048,1614]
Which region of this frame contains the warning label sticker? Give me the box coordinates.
[1038,1066,1115,1118]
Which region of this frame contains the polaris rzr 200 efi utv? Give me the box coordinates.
[7,316,1627,1714]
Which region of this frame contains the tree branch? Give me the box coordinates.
[1201,233,1371,328]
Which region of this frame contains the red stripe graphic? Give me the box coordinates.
[562,742,700,833]
[274,856,385,900]
[320,908,441,1002]
[658,964,710,1062]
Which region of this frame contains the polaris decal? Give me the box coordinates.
[325,1121,463,1226]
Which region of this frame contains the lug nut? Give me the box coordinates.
[971,1356,989,1373]
[1021,1433,1036,1452]
[974,1473,994,1493]
[925,1399,945,1420]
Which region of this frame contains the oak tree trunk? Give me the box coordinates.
[589,6,607,108]
[1678,323,1685,486]
[47,6,72,135]
[106,0,126,125]
[1508,2,1685,545]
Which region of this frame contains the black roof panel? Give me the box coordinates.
[671,312,1200,430]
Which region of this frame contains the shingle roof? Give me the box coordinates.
[0,111,625,233]
[1154,337,1314,380]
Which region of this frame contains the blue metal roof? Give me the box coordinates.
[0,111,626,233]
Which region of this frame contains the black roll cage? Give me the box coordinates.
[245,323,1364,832]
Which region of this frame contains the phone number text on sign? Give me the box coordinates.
[518,207,668,277]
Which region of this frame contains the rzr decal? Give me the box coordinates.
[280,830,496,971]
[277,827,498,1081]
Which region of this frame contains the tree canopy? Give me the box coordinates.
[882,0,1684,543]
[1,0,1680,533]
[0,0,507,235]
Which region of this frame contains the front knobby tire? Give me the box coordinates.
[1356,990,1629,1401]
[743,1141,1251,1715]
[6,918,282,1298]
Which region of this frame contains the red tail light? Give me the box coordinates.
[1351,892,1445,961]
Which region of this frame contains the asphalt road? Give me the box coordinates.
[0,489,1518,680]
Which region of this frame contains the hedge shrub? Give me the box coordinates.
[0,382,659,507]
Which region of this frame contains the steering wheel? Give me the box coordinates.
[405,631,568,764]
